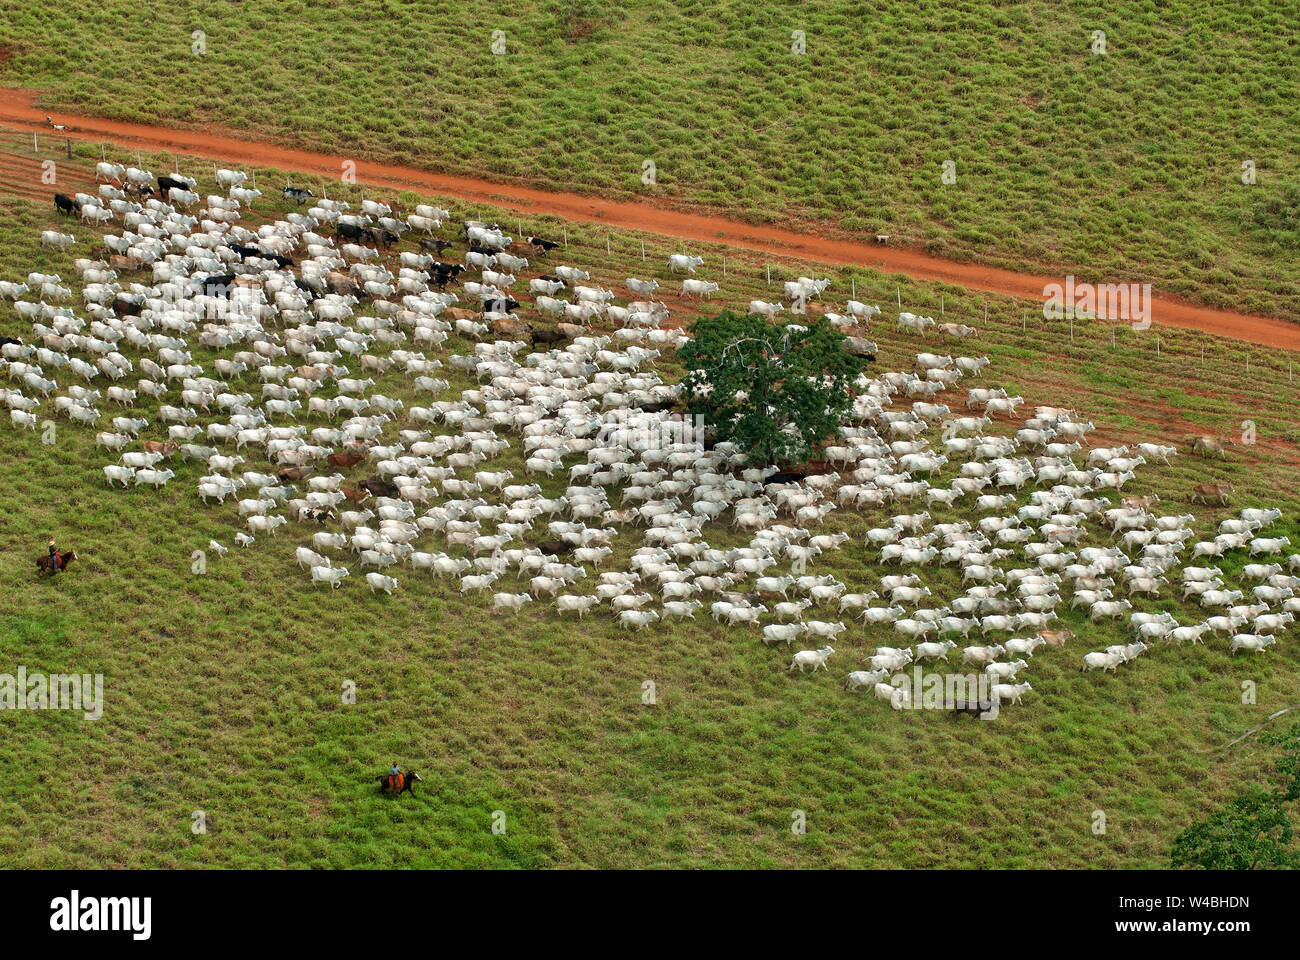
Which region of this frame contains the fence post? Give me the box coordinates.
[722,255,726,277]
[896,286,901,309]
[1156,334,1160,357]
[640,239,645,261]
[1246,351,1250,373]
[606,235,610,256]
[940,295,944,316]
[1111,327,1115,349]
[852,278,856,300]
[563,226,568,249]
[1069,315,1074,343]
[766,265,770,286]
[33,132,37,153]
[1022,308,1026,333]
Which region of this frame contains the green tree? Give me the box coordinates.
[1170,787,1296,870]
[1171,722,1300,869]
[1260,722,1300,803]
[677,310,868,468]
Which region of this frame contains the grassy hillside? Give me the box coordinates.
[0,1,1297,319]
[0,138,1298,868]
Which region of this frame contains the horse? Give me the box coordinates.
[378,770,423,796]
[36,550,76,575]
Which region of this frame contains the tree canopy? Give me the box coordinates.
[1170,722,1300,869]
[677,310,868,468]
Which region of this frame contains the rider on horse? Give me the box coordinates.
[48,539,60,574]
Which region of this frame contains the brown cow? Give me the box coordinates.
[341,486,372,505]
[490,315,531,337]
[843,336,877,358]
[327,451,365,469]
[1038,628,1076,649]
[278,466,313,482]
[1121,494,1159,509]
[326,271,359,298]
[444,307,479,324]
[142,440,178,457]
[1192,436,1228,459]
[556,322,587,339]
[1073,576,1112,593]
[1190,482,1232,505]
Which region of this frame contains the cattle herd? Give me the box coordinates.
[2,158,1297,714]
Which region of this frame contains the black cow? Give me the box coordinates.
[336,221,368,242]
[53,193,78,216]
[157,175,190,195]
[763,471,806,486]
[361,478,400,499]
[418,238,452,255]
[112,293,144,317]
[368,227,399,248]
[282,186,315,205]
[0,336,23,349]
[230,243,263,260]
[201,274,237,297]
[528,236,559,252]
[429,263,465,288]
[636,400,677,414]
[530,328,568,346]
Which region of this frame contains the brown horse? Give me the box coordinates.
[378,770,422,796]
[36,550,76,575]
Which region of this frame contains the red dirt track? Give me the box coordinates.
[3,87,1297,351]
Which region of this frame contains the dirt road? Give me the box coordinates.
[2,87,1296,350]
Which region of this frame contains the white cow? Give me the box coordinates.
[668,254,703,274]
[311,565,350,588]
[681,279,719,299]
[789,646,835,673]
